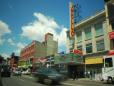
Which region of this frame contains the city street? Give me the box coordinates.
[1,75,114,86]
[1,76,46,86]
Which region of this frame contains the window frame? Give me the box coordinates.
[96,39,105,52]
[86,43,92,54]
[95,23,104,37]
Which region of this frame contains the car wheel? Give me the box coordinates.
[44,78,52,85]
[36,77,40,82]
[107,77,112,84]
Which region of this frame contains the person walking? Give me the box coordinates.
[72,70,78,80]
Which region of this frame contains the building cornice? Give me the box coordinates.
[75,9,106,28]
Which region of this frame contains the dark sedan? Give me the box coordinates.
[33,67,63,85]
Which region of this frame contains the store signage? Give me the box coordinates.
[85,57,103,64]
[109,31,114,39]
[69,2,75,38]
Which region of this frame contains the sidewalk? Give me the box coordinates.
[22,75,101,82]
[61,78,101,86]
[66,78,101,82]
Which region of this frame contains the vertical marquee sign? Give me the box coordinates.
[69,2,75,38]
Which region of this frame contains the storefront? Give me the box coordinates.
[54,53,84,78]
[85,56,103,80]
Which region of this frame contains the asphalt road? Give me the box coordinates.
[1,75,114,86]
[2,76,46,86]
[1,75,64,86]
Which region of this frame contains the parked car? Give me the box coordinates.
[33,67,63,85]
[13,68,22,76]
[59,69,69,80]
[0,65,11,77]
[22,69,31,75]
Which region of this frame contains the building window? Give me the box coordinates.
[69,39,74,50]
[77,45,82,51]
[95,23,104,37]
[105,58,113,67]
[96,40,105,51]
[86,43,92,53]
[76,31,82,42]
[85,27,92,40]
[111,23,114,30]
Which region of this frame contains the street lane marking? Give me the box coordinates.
[62,82,82,86]
[19,79,25,82]
[22,75,33,79]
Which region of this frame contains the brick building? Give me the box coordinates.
[19,33,58,68]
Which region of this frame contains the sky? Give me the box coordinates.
[0,0,104,58]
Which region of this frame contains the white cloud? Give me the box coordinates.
[1,53,10,59]
[0,20,11,45]
[7,38,15,46]
[21,13,59,42]
[0,39,5,45]
[21,13,68,52]
[7,37,27,55]
[15,42,27,55]
[57,27,67,47]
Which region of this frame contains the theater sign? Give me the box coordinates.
[69,2,75,38]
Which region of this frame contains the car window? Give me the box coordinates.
[46,68,58,74]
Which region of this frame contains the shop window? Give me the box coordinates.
[86,43,92,53]
[105,58,113,67]
[111,23,114,30]
[96,40,105,51]
[85,27,92,40]
[95,23,104,37]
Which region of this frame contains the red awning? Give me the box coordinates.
[33,57,47,63]
[39,58,47,63]
[108,50,114,55]
[109,31,114,40]
[73,49,83,55]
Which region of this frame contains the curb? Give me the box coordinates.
[66,78,101,82]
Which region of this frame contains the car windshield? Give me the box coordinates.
[46,68,58,74]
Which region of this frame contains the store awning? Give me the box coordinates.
[85,57,103,64]
[54,53,83,64]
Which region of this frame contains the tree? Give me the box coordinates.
[0,55,4,64]
[104,0,110,2]
[11,52,15,58]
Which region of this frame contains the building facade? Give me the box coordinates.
[19,33,58,68]
[45,33,58,56]
[66,1,114,80]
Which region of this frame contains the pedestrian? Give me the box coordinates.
[90,70,92,80]
[72,71,78,80]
